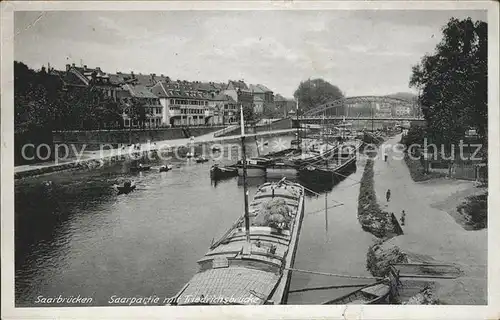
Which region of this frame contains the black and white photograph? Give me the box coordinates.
[1,1,499,319]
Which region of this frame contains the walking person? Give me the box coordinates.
[400,210,406,226]
[384,154,388,162]
[386,189,391,202]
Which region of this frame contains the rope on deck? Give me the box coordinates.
[288,282,378,294]
[285,267,383,280]
[307,203,344,215]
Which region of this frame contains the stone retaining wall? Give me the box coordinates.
[15,130,293,180]
[53,126,225,146]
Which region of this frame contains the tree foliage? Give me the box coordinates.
[401,126,428,149]
[262,103,282,119]
[15,61,123,132]
[409,18,487,147]
[236,104,260,125]
[129,97,148,129]
[293,78,344,114]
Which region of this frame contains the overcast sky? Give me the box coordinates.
[15,10,486,97]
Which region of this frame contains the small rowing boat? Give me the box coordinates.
[159,164,173,172]
[322,266,400,305]
[322,282,391,304]
[195,156,209,163]
[130,164,151,172]
[116,181,136,194]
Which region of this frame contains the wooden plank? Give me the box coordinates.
[360,283,389,297]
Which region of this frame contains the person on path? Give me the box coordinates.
[384,154,388,162]
[400,210,406,226]
[386,189,391,202]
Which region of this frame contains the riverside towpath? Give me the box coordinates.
[373,134,487,304]
[14,128,298,176]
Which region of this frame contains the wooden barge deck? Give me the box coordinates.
[173,179,305,305]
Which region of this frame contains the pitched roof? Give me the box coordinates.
[249,84,265,93]
[211,82,227,90]
[212,93,236,102]
[74,66,106,78]
[51,69,88,87]
[153,81,212,99]
[109,72,171,87]
[123,84,158,99]
[256,84,272,92]
[228,80,249,91]
[191,81,218,92]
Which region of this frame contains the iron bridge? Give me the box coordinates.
[300,95,424,121]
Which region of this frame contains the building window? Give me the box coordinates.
[125,119,130,127]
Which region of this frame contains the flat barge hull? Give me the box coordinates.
[174,180,305,305]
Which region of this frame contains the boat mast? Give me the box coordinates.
[296,99,301,151]
[240,104,251,244]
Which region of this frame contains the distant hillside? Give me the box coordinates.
[386,92,418,101]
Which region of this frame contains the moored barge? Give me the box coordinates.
[172,179,305,305]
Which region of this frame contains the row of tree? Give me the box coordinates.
[14,61,155,134]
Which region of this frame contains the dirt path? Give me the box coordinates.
[372,135,487,304]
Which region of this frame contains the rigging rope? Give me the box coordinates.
[288,282,379,294]
[285,267,383,280]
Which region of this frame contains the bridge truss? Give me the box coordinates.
[301,95,423,120]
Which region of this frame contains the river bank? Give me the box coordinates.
[364,135,487,305]
[357,157,403,239]
[14,128,297,180]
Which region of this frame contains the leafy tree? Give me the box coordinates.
[15,61,125,131]
[410,18,487,148]
[293,79,344,114]
[236,104,260,125]
[129,98,148,129]
[349,103,373,117]
[14,61,64,133]
[401,126,427,149]
[262,103,281,119]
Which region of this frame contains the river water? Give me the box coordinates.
[15,136,378,306]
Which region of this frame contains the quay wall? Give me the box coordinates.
[15,130,294,180]
[219,118,293,137]
[52,126,225,147]
[16,126,226,166]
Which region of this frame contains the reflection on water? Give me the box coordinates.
[15,136,375,306]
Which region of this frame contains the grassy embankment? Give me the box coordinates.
[403,153,447,182]
[357,157,402,239]
[456,193,488,230]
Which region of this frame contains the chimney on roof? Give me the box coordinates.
[96,67,101,72]
[83,65,88,71]
[160,74,164,77]
[72,63,75,67]
[66,64,71,71]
